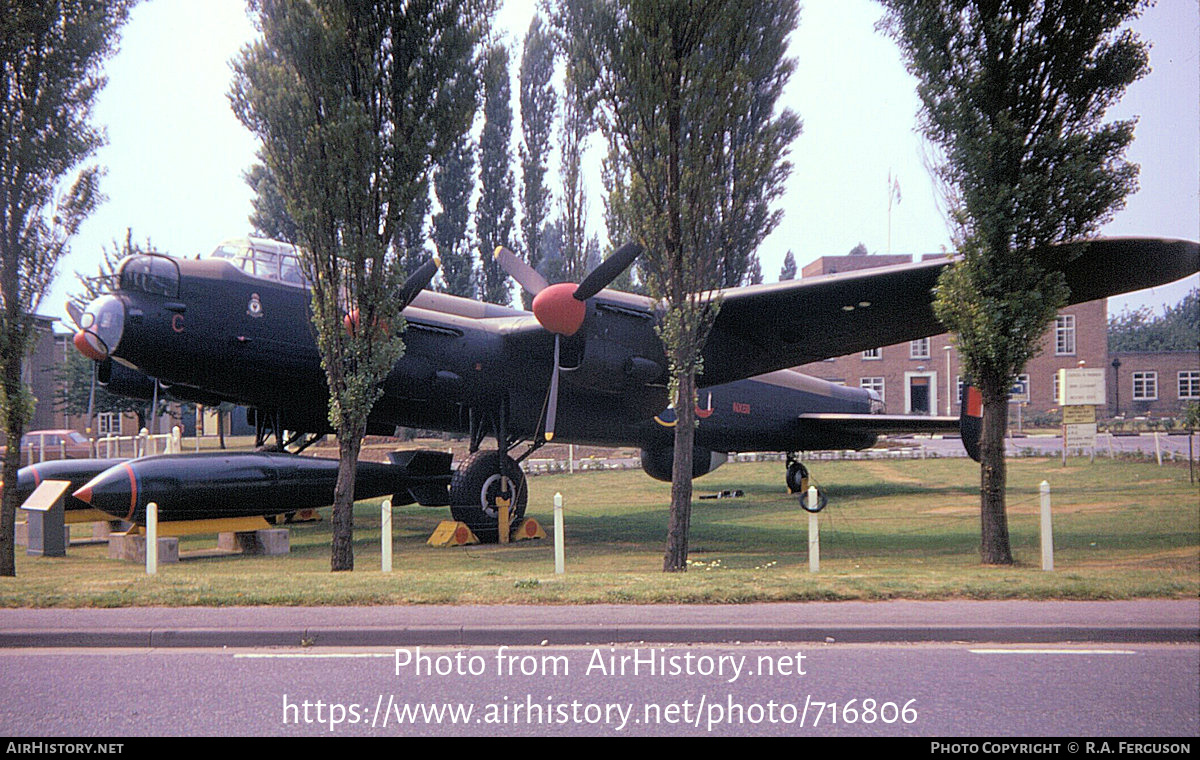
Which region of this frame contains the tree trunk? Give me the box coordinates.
[330,430,363,572]
[0,359,26,576]
[0,445,19,577]
[979,380,1013,564]
[663,371,696,572]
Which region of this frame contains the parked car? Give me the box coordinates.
[19,429,92,461]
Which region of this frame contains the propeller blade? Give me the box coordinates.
[493,246,549,296]
[65,301,85,331]
[397,256,441,310]
[87,361,97,435]
[545,335,561,441]
[573,242,642,301]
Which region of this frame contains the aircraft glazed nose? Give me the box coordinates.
[74,295,125,361]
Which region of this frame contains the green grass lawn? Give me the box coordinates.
[3,457,1196,606]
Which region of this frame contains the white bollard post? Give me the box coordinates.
[170,426,182,454]
[569,445,575,475]
[1039,481,1053,572]
[1154,431,1162,466]
[147,502,158,576]
[554,492,565,574]
[381,499,393,573]
[807,486,819,573]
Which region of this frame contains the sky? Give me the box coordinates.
[49,0,1200,330]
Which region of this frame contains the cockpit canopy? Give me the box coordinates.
[210,237,305,285]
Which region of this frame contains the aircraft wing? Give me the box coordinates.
[699,237,1198,388]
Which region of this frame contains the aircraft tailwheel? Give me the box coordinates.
[449,450,527,543]
[786,461,809,494]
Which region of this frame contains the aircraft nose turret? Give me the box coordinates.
[73,295,125,361]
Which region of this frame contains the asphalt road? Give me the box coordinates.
[1,643,1195,737]
[1,600,1196,738]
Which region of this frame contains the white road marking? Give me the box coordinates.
[969,649,1137,655]
[233,652,395,659]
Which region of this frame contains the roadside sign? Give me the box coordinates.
[1062,405,1096,425]
[1009,377,1029,402]
[1058,368,1106,405]
[1064,422,1097,448]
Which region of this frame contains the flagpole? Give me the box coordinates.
[887,170,893,254]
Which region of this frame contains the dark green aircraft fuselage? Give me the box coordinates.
[91,254,880,462]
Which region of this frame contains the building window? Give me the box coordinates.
[1055,315,1075,355]
[861,376,885,402]
[910,338,930,359]
[1052,372,1060,405]
[862,348,882,360]
[1179,371,1200,400]
[1132,372,1157,401]
[97,413,119,435]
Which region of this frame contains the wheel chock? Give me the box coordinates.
[509,517,545,542]
[427,520,480,547]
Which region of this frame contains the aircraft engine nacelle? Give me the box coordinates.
[563,335,664,393]
[640,446,727,483]
[97,359,156,401]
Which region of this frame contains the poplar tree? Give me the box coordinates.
[559,0,799,571]
[475,44,516,305]
[558,72,591,283]
[245,150,298,243]
[231,0,491,571]
[779,250,797,281]
[710,1,801,287]
[519,15,556,305]
[433,134,477,297]
[396,180,432,278]
[0,0,135,576]
[878,0,1149,563]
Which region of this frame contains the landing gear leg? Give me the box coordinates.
[254,407,283,450]
[453,400,526,542]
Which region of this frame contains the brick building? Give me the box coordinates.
[1109,350,1200,418]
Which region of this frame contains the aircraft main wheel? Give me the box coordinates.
[449,451,527,543]
[786,461,809,494]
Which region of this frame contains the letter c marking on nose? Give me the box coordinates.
[172,314,184,333]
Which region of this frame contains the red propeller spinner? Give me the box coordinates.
[494,242,643,440]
